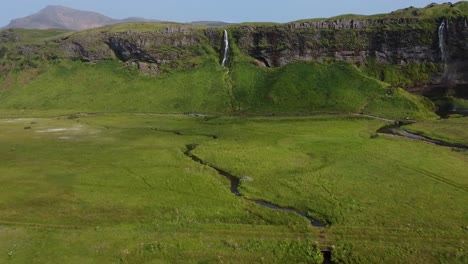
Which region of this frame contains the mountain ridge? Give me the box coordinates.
[3,5,233,30]
[5,5,117,30]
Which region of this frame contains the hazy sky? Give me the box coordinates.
[1,0,460,26]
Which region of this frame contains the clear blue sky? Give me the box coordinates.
[1,0,460,26]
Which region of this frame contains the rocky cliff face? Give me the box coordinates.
[1,6,467,88]
[57,26,206,74]
[203,16,466,89]
[230,18,467,68]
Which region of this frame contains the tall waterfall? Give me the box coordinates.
[438,19,448,63]
[438,19,449,78]
[221,29,229,67]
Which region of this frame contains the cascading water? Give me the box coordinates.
[221,29,229,67]
[438,19,448,77]
[438,19,448,63]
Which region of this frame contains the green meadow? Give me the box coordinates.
[0,113,466,263]
[0,11,467,262]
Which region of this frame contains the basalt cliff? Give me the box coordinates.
[1,2,467,114]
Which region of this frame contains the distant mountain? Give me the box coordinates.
[3,5,232,30]
[4,5,118,30]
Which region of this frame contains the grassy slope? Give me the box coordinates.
[1,19,441,119]
[0,28,72,44]
[403,116,468,146]
[293,2,468,22]
[0,60,232,113]
[229,45,436,119]
[0,56,437,118]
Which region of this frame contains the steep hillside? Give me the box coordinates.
[233,2,468,87]
[1,2,467,118]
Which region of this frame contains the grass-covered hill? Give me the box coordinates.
[1,2,467,118]
[0,30,436,119]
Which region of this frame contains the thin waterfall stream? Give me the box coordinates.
[438,19,448,77]
[221,29,229,67]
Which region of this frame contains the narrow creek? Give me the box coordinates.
[377,122,468,151]
[183,143,332,263]
[184,144,328,228]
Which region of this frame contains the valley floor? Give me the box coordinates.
[0,112,466,263]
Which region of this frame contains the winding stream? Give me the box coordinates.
[377,122,468,151]
[184,144,328,228]
[185,142,333,264]
[183,143,331,263]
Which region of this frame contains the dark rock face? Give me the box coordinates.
[226,17,468,87]
[445,17,468,84]
[3,14,466,85]
[105,28,200,63]
[232,20,435,67]
[59,27,204,74]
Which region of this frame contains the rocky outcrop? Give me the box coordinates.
[0,30,21,43]
[105,28,199,63]
[58,27,206,74]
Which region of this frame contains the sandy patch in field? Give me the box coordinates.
[36,125,83,133]
[0,118,36,123]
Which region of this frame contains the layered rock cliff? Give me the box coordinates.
[228,17,467,85]
[1,3,467,90]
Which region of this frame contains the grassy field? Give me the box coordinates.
[0,113,324,263]
[192,115,468,263]
[0,112,466,263]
